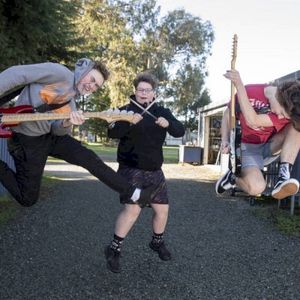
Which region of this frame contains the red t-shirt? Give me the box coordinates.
[232,84,290,144]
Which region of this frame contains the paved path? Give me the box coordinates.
[0,161,300,300]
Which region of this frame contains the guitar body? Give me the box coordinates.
[0,105,34,138]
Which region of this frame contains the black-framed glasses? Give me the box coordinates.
[136,88,154,94]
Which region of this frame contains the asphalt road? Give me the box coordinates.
[0,161,300,300]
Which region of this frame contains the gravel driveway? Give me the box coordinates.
[0,160,299,300]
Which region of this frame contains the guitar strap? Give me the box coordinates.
[0,86,25,106]
[0,84,71,112]
[34,101,71,113]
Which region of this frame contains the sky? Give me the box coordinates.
[156,0,300,104]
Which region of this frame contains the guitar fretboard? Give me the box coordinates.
[1,110,135,124]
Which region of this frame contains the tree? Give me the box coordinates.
[0,0,80,70]
[0,0,214,130]
[76,87,112,142]
[168,63,210,130]
[157,9,214,126]
[75,2,213,105]
[75,0,163,108]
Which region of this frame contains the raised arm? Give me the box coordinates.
[224,70,273,128]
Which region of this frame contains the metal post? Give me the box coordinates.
[197,108,201,147]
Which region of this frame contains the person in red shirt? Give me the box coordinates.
[216,70,300,200]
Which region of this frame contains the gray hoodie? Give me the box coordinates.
[0,58,95,136]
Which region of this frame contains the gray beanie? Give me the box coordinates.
[74,58,95,85]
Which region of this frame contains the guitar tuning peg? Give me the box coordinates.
[120,110,127,114]
[113,108,120,114]
[127,111,134,115]
[106,109,113,114]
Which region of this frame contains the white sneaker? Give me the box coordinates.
[215,169,236,195]
[271,178,299,200]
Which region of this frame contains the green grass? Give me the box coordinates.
[86,142,117,156]
[163,146,179,163]
[47,142,179,164]
[85,143,179,163]
[274,211,300,236]
[252,206,300,237]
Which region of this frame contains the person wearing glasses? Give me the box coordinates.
[0,59,160,208]
[104,72,185,273]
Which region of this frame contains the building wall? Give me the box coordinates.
[273,70,300,84]
[199,103,227,165]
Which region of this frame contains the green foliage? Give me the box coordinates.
[168,63,211,129]
[77,87,112,141]
[159,9,213,62]
[0,0,81,70]
[74,1,214,106]
[0,0,215,134]
[159,9,214,127]
[74,0,139,106]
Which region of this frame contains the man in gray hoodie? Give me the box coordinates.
[0,58,157,207]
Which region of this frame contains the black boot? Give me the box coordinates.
[104,246,121,273]
[149,241,171,261]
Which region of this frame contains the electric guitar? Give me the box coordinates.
[0,105,135,138]
[229,34,242,176]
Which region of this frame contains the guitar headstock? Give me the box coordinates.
[231,34,238,69]
[95,109,135,123]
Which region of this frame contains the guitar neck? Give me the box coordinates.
[1,112,69,123]
[230,34,238,129]
[230,81,236,129]
[1,111,134,124]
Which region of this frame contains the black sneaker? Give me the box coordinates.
[149,241,171,261]
[215,169,236,195]
[104,246,121,273]
[271,177,299,200]
[137,183,164,207]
